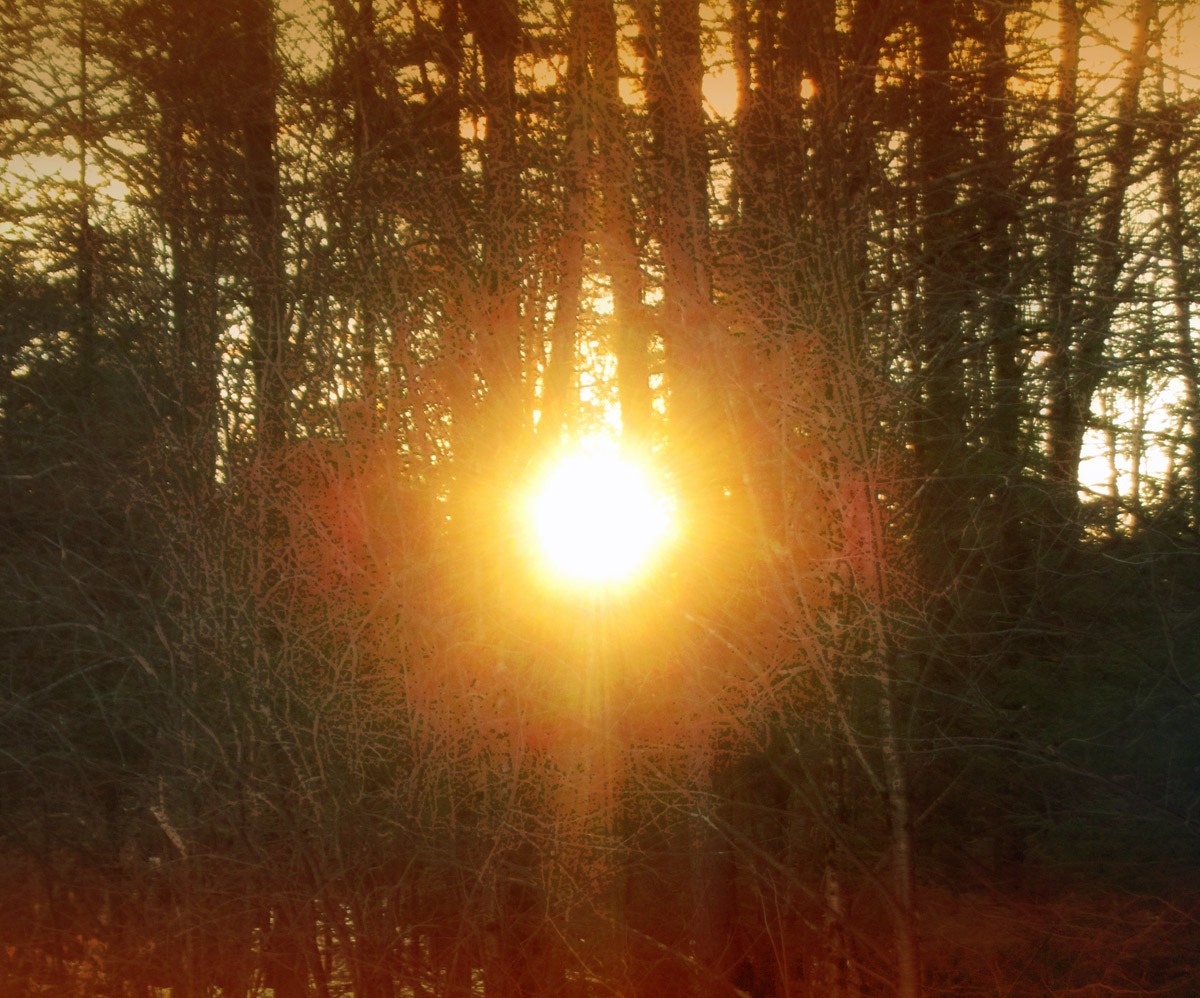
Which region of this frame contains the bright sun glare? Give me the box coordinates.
[530,450,672,585]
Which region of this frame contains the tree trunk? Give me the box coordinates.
[980,0,1021,489]
[75,0,97,378]
[1157,98,1200,527]
[239,0,288,454]
[645,0,723,531]
[590,0,652,446]
[261,901,311,998]
[539,1,588,441]
[1045,0,1082,504]
[163,97,220,482]
[978,0,1033,671]
[912,0,969,591]
[462,0,524,424]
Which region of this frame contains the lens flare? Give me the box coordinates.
[530,450,672,584]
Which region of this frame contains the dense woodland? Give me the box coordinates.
[3,0,1200,995]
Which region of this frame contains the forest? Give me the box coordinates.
[2,0,1199,995]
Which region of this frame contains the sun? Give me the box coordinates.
[529,448,673,585]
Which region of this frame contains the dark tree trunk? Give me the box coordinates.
[462,0,524,423]
[239,0,288,454]
[1157,101,1200,526]
[75,0,97,377]
[911,0,969,592]
[590,0,652,446]
[539,1,588,441]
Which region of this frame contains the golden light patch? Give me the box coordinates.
[529,450,672,585]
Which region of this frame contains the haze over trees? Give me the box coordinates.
[2,0,1200,995]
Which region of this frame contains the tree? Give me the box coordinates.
[239,0,290,456]
[1047,0,1157,519]
[5,0,1200,995]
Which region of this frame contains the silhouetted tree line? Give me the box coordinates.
[3,0,1200,995]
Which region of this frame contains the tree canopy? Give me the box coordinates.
[2,0,1200,996]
